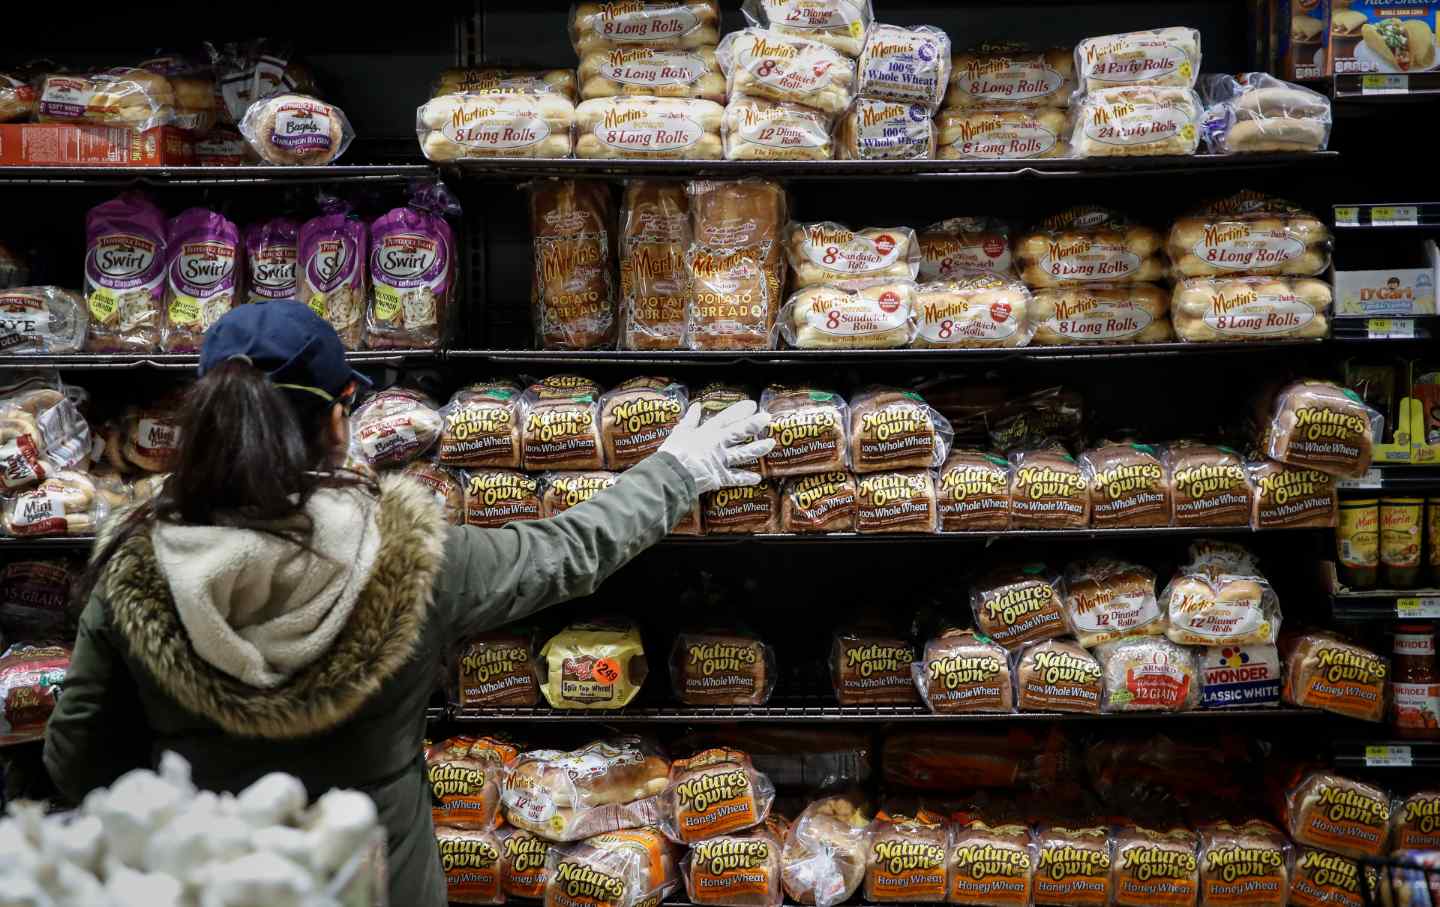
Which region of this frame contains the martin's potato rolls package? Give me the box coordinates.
[620,181,691,350]
[1075,27,1202,91]
[945,43,1076,109]
[1030,283,1173,345]
[580,46,725,103]
[857,25,951,110]
[918,217,1013,280]
[914,275,1034,349]
[576,96,724,159]
[1168,192,1331,279]
[785,223,919,289]
[777,282,918,349]
[1016,207,1165,288]
[418,91,576,160]
[936,107,1071,160]
[724,96,836,161]
[531,181,618,350]
[1171,276,1331,342]
[717,28,857,115]
[836,98,936,160]
[741,0,874,58]
[1072,86,1202,158]
[686,179,787,351]
[570,0,722,56]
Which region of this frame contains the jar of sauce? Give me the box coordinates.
[1337,498,1379,588]
[1381,497,1424,589]
[1391,622,1440,740]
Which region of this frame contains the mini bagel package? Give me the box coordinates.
[438,381,524,469]
[785,223,920,289]
[580,46,726,103]
[521,375,605,471]
[1030,283,1173,345]
[777,281,918,349]
[1072,86,1202,158]
[836,98,937,160]
[1171,276,1332,342]
[945,43,1076,110]
[1081,442,1172,528]
[1282,632,1388,722]
[854,470,938,534]
[239,93,354,165]
[1016,638,1104,714]
[599,376,687,470]
[575,96,724,159]
[662,747,776,845]
[1285,771,1392,860]
[537,619,649,711]
[857,24,951,110]
[740,0,874,58]
[970,564,1068,651]
[570,0,722,56]
[1099,636,1199,712]
[760,386,849,477]
[1168,192,1331,279]
[351,388,444,469]
[864,810,950,903]
[937,449,1012,532]
[947,821,1037,907]
[936,107,1071,160]
[1061,558,1164,648]
[2,471,107,538]
[418,91,576,160]
[913,275,1035,349]
[717,28,857,116]
[724,96,836,161]
[914,629,1013,714]
[780,471,858,533]
[1016,206,1165,288]
[1199,72,1332,154]
[1264,380,1381,480]
[918,217,1014,280]
[1008,448,1091,529]
[1074,27,1201,91]
[847,387,952,474]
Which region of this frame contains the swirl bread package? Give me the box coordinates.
[1034,826,1112,906]
[1263,380,1381,479]
[351,388,443,468]
[830,624,920,705]
[945,44,1076,110]
[970,564,1068,651]
[240,94,354,165]
[463,469,543,527]
[913,275,1035,349]
[742,0,873,58]
[1030,283,1173,345]
[724,96,836,161]
[1286,771,1392,860]
[781,471,858,533]
[1164,443,1253,527]
[599,376,688,470]
[703,481,783,534]
[785,222,919,289]
[531,181,618,350]
[1016,638,1104,714]
[1075,27,1201,92]
[620,181,691,350]
[581,46,725,103]
[1197,820,1289,907]
[576,96,725,159]
[544,827,681,907]
[863,811,950,903]
[937,449,1011,531]
[848,387,952,473]
[936,107,1072,160]
[1282,632,1389,722]
[521,375,605,471]
[1008,448,1091,529]
[1171,276,1331,342]
[418,91,576,160]
[662,748,776,845]
[1249,459,1337,529]
[243,216,299,304]
[434,66,578,101]
[542,471,621,518]
[947,821,1037,907]
[1099,636,1199,712]
[1016,206,1165,288]
[1199,72,1331,154]
[83,193,168,353]
[1081,442,1172,528]
[438,381,524,469]
[403,462,465,525]
[1072,86,1202,158]
[458,630,542,708]
[571,0,722,56]
[918,217,1014,280]
[37,67,175,130]
[502,737,668,841]
[159,208,239,352]
[836,98,936,160]
[914,629,1013,714]
[717,28,857,115]
[760,386,848,477]
[537,620,650,712]
[367,181,459,350]
[857,25,951,110]
[782,795,872,907]
[0,288,89,354]
[670,629,776,705]
[297,198,368,349]
[1111,827,1199,907]
[500,827,558,900]
[1061,559,1164,648]
[686,180,787,351]
[777,281,918,349]
[855,470,937,534]
[1168,192,1331,279]
[685,823,785,907]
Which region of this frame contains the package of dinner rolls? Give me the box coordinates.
[1198,820,1289,907]
[37,67,175,131]
[0,287,89,355]
[937,449,1011,531]
[662,747,776,844]
[1098,636,1199,712]
[781,471,858,533]
[298,197,369,349]
[1286,771,1392,860]
[239,93,354,165]
[863,811,950,903]
[537,619,650,711]
[438,381,524,469]
[741,0,873,58]
[2,471,109,538]
[717,28,857,116]
[1200,72,1332,154]
[503,736,668,840]
[918,217,1014,280]
[854,470,937,534]
[417,90,576,161]
[970,564,1068,650]
[781,795,872,907]
[541,471,620,518]
[1081,442,1171,528]
[703,481,783,534]
[1074,27,1201,92]
[618,181,691,350]
[785,222,920,289]
[686,180,787,351]
[137,54,216,134]
[599,376,688,469]
[367,181,459,351]
[1263,380,1381,479]
[1282,632,1388,722]
[84,193,168,353]
[570,0,722,56]
[575,96,725,159]
[520,375,605,471]
[936,107,1071,160]
[1015,638,1104,714]
[580,46,725,103]
[1161,569,1280,647]
[1249,458,1338,529]
[725,96,837,163]
[1030,283,1173,345]
[530,181,618,350]
[857,25,951,110]
[671,628,776,705]
[1008,448,1091,529]
[913,275,1034,349]
[847,387,952,473]
[835,98,936,160]
[457,630,541,708]
[1168,191,1331,279]
[777,281,918,349]
[351,388,444,469]
[760,386,848,477]
[1016,206,1165,288]
[1171,276,1331,342]
[914,629,1013,714]
[1062,558,1164,648]
[685,823,785,907]
[1111,826,1199,907]
[402,461,465,525]
[1034,825,1111,906]
[1072,86,1203,158]
[434,66,577,100]
[830,625,920,705]
[945,43,1076,109]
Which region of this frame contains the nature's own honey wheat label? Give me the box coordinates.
[1293,778,1390,857]
[1200,836,1286,907]
[1112,835,1199,907]
[502,830,555,899]
[1035,828,1111,906]
[866,826,949,902]
[1292,644,1388,722]
[1289,848,1365,907]
[670,751,762,843]
[949,826,1035,906]
[688,835,777,902]
[1394,792,1440,852]
[438,830,503,903]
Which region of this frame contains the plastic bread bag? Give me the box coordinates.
[425,735,518,831]
[0,559,78,640]
[717,28,857,116]
[402,461,465,525]
[500,826,559,899]
[1030,283,1172,345]
[857,25,951,110]
[544,827,681,907]
[1111,826,1199,907]
[1196,820,1289,907]
[531,180,618,351]
[1007,448,1091,529]
[581,46,725,103]
[780,471,858,533]
[0,287,89,354]
[1098,636,1199,712]
[570,0,721,57]
[1249,458,1338,529]
[1168,191,1331,279]
[348,388,443,469]
[83,192,168,353]
[781,795,872,907]
[1074,27,1201,92]
[599,376,687,470]
[863,809,950,903]
[121,401,182,472]
[1289,847,1373,907]
[724,95,836,161]
[936,106,1072,160]
[541,471,621,519]
[1015,206,1165,288]
[785,223,919,289]
[503,737,668,841]
[835,98,935,160]
[1,71,38,122]
[437,66,577,101]
[37,67,175,131]
[239,93,354,166]
[702,480,782,534]
[1015,638,1104,714]
[462,469,542,527]
[937,448,1011,532]
[1161,570,1281,647]
[298,196,369,349]
[1071,86,1202,158]
[685,179,787,351]
[437,380,524,469]
[969,563,1067,651]
[1281,631,1388,722]
[1031,825,1112,905]
[759,386,848,477]
[575,96,724,160]
[913,275,1034,349]
[1172,276,1331,343]
[945,43,1076,110]
[0,643,70,744]
[620,181,691,350]
[913,629,1013,714]
[670,628,777,705]
[854,471,937,534]
[195,126,251,166]
[1164,442,1253,527]
[161,207,241,353]
[3,471,109,538]
[918,217,1013,281]
[741,0,873,58]
[776,281,918,349]
[1061,558,1164,648]
[661,748,777,845]
[1199,72,1331,154]
[684,822,786,907]
[830,623,920,706]
[538,618,649,711]
[457,630,542,708]
[1390,791,1440,854]
[138,53,218,133]
[243,216,300,303]
[520,375,606,472]
[1080,441,1171,529]
[1285,771,1392,860]
[437,826,505,905]
[1264,379,1381,479]
[418,91,575,161]
[847,386,953,473]
[367,180,460,351]
[0,381,91,493]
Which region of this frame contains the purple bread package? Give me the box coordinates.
[298,198,368,349]
[367,181,460,350]
[162,207,241,352]
[245,217,300,304]
[83,192,168,352]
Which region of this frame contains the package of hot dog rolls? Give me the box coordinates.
[417,91,576,160]
[740,0,874,58]
[1168,192,1331,279]
[945,42,1075,110]
[1016,206,1165,288]
[1199,72,1332,154]
[620,181,692,350]
[936,107,1071,160]
[580,46,726,103]
[570,0,722,57]
[1074,27,1201,92]
[717,28,857,116]
[1171,276,1331,343]
[1071,86,1203,158]
[433,66,577,100]
[575,96,724,159]
[1030,283,1173,345]
[913,275,1034,349]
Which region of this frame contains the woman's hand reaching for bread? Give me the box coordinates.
[659,400,775,494]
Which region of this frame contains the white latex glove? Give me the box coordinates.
[658,400,776,495]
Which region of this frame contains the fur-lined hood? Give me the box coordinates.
[96,476,446,739]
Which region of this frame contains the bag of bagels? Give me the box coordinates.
[848,387,952,474]
[0,383,90,494]
[1264,380,1381,480]
[2,471,108,538]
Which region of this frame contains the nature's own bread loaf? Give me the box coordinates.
[717,28,856,116]
[543,827,680,905]
[1072,86,1202,158]
[500,828,557,900]
[1075,27,1202,91]
[703,482,782,534]
[662,748,775,844]
[436,828,503,903]
[1016,207,1165,288]
[916,629,1013,713]
[1016,639,1104,714]
[1249,459,1337,529]
[438,381,523,469]
[848,388,948,473]
[580,46,725,102]
[857,25,951,109]
[575,96,724,159]
[541,471,620,518]
[1061,559,1164,648]
[464,470,543,528]
[1008,449,1090,529]
[426,735,511,830]
[780,471,857,533]
[600,376,687,469]
[1034,826,1111,906]
[723,96,835,161]
[913,276,1034,349]
[937,449,1011,531]
[570,0,722,56]
[401,462,465,525]
[946,821,1037,907]
[670,630,775,705]
[779,283,918,349]
[748,0,872,57]
[945,45,1075,109]
[863,812,949,902]
[1099,637,1199,712]
[1198,821,1288,907]
[686,180,787,351]
[1165,443,1252,526]
[1282,633,1388,722]
[855,471,937,534]
[784,223,919,289]
[1287,847,1367,907]
[831,627,919,706]
[936,107,1071,160]
[620,181,691,350]
[521,376,604,471]
[530,181,617,350]
[970,565,1067,651]
[1111,827,1199,907]
[836,99,937,161]
[1264,380,1379,479]
[1030,284,1173,345]
[458,631,541,708]
[685,824,785,907]
[1171,276,1331,342]
[1081,442,1171,528]
[760,387,848,477]
[1285,772,1391,859]
[1390,791,1440,854]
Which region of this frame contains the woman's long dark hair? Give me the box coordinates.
[74,359,377,609]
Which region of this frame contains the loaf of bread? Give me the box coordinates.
[782,796,871,907]
[463,469,543,528]
[1082,442,1171,528]
[1390,792,1440,854]
[418,91,575,161]
[1249,458,1338,529]
[723,95,835,161]
[780,471,857,533]
[778,282,917,349]
[0,287,88,354]
[662,748,775,844]
[1034,826,1112,905]
[1008,449,1090,529]
[686,180,787,351]
[239,94,353,165]
[945,45,1075,109]
[1265,379,1379,479]
[401,462,465,525]
[37,68,175,130]
[1072,86,1202,158]
[1171,276,1331,342]
[522,383,605,470]
[937,449,1011,531]
[545,828,680,905]
[760,387,848,477]
[830,627,920,706]
[500,828,557,900]
[84,193,167,353]
[1288,848,1367,907]
[1,72,36,123]
[600,376,687,470]
[571,0,721,56]
[620,181,691,350]
[836,99,936,160]
[1286,772,1391,859]
[458,631,541,708]
[580,46,725,102]
[917,629,1013,714]
[914,275,1034,348]
[703,482,782,534]
[717,28,856,115]
[438,382,523,469]
[541,471,620,518]
[1282,632,1388,722]
[530,181,617,351]
[1075,27,1202,91]
[1016,639,1103,714]
[1198,821,1288,907]
[685,825,784,907]
[947,822,1037,907]
[434,66,577,100]
[863,812,950,903]
[855,471,937,534]
[936,107,1071,160]
[1111,827,1199,907]
[1168,193,1330,278]
[297,202,367,349]
[1030,283,1173,345]
[970,565,1068,650]
[857,25,951,110]
[746,0,872,57]
[848,388,949,473]
[1099,636,1198,712]
[670,630,775,705]
[1062,559,1163,648]
[537,621,650,712]
[351,389,443,468]
[576,96,724,159]
[1016,208,1165,288]
[436,827,503,903]
[786,223,920,289]
[918,217,1014,280]
[426,735,510,830]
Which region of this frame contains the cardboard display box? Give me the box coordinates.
[0,124,195,166]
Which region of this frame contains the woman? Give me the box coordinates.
[44,301,773,904]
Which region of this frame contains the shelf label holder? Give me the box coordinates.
[1361,75,1410,95]
[1364,745,1414,767]
[1397,597,1440,618]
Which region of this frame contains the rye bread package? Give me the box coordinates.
[298,196,369,349]
[84,192,168,352]
[367,180,459,351]
[244,216,300,304]
[162,207,241,352]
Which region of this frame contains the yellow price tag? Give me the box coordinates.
[1367,318,1415,339]
[1361,74,1408,94]
[1397,597,1440,618]
[1334,206,1359,226]
[1372,206,1418,226]
[373,285,405,324]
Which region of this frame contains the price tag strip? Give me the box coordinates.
[1334,206,1360,227]
[1371,206,1420,227]
[1337,467,1384,490]
[1361,74,1410,95]
[1364,745,1413,768]
[1396,597,1440,619]
[1367,318,1417,339]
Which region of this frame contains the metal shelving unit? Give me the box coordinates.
[1336,466,1440,492]
[0,164,433,188]
[0,350,443,371]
